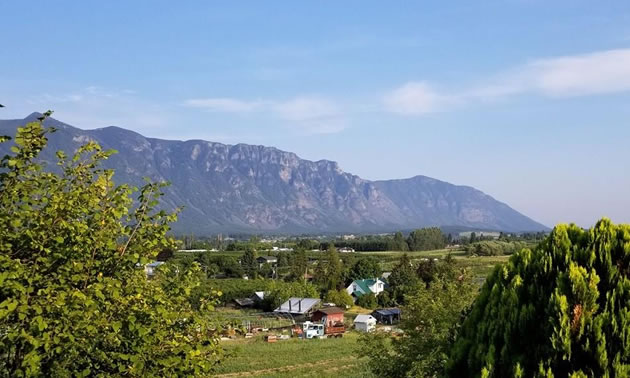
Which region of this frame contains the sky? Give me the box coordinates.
[1,1,630,228]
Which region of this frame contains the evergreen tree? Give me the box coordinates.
[324,244,343,290]
[447,219,630,377]
[287,248,308,282]
[240,247,257,278]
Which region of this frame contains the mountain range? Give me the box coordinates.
[0,113,548,235]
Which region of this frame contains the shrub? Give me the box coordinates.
[447,219,630,377]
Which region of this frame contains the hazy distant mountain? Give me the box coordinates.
[0,113,548,234]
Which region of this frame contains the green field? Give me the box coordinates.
[214,332,373,377]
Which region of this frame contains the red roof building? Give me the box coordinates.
[311,307,345,327]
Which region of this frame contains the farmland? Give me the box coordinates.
[214,332,373,377]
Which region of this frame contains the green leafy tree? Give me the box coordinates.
[406,227,446,251]
[349,257,382,281]
[359,275,477,377]
[447,219,630,377]
[260,280,319,312]
[0,115,222,376]
[389,231,409,251]
[323,289,354,308]
[387,253,420,305]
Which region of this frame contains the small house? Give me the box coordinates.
[274,297,321,316]
[339,247,355,253]
[311,307,345,327]
[256,256,278,267]
[372,308,401,325]
[354,314,377,332]
[346,278,387,299]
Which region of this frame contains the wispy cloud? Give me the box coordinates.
[184,95,346,134]
[385,48,630,115]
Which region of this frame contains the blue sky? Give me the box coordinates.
[2,1,630,227]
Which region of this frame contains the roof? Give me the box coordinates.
[253,291,265,300]
[257,256,278,261]
[234,298,255,306]
[314,307,344,315]
[354,314,376,323]
[146,261,165,268]
[350,279,379,296]
[373,308,401,316]
[274,297,320,314]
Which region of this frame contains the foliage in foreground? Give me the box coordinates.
[0,115,222,376]
[447,219,630,377]
[359,273,477,377]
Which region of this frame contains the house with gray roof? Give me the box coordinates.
[273,297,320,316]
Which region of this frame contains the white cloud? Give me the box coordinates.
[527,48,630,96]
[385,48,630,115]
[383,82,450,115]
[183,96,347,134]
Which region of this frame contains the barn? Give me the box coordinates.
[311,307,345,327]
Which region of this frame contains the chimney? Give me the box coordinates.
[299,299,302,313]
[289,299,292,312]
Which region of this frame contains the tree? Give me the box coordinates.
[386,253,420,305]
[359,275,477,377]
[407,227,446,251]
[324,245,343,290]
[240,247,257,278]
[287,248,308,282]
[260,280,319,312]
[0,115,222,376]
[447,219,630,377]
[277,251,289,267]
[356,293,378,309]
[389,231,409,251]
[349,257,382,281]
[323,289,354,308]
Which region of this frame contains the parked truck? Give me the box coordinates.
[299,321,345,339]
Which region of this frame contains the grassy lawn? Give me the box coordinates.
[214,332,373,377]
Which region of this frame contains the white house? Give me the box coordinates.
[144,261,165,277]
[346,278,387,298]
[354,314,377,332]
[339,247,355,253]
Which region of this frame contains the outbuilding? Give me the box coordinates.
[372,308,401,325]
[311,307,345,327]
[354,314,377,332]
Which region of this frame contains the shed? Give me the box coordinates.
[372,308,401,324]
[257,256,278,266]
[274,297,321,316]
[311,307,345,327]
[354,314,377,332]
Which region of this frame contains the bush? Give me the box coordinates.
[356,293,378,309]
[324,289,354,308]
[447,219,630,377]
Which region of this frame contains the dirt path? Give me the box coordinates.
[215,356,357,377]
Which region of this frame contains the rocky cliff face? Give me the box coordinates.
[0,114,548,234]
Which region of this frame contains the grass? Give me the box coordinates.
[214,331,374,377]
